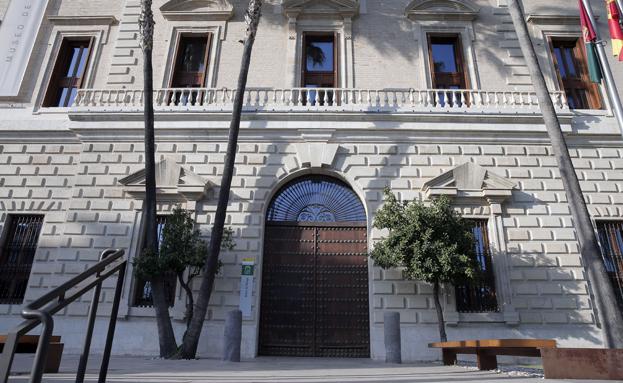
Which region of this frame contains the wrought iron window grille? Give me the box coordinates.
[0,215,44,305]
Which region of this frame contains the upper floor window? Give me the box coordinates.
[133,215,176,308]
[596,221,623,314]
[428,34,469,90]
[0,215,44,304]
[456,219,498,313]
[43,38,93,107]
[302,33,337,89]
[170,33,213,88]
[549,37,603,110]
[301,33,338,106]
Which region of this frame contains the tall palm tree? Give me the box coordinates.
[508,0,623,348]
[178,0,264,359]
[139,0,178,357]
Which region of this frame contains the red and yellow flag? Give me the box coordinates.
[581,0,603,82]
[606,0,623,60]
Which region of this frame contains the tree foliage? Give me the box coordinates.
[133,206,235,327]
[372,190,478,283]
[370,189,479,341]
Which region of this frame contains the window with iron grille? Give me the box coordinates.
[0,215,44,304]
[132,215,177,308]
[596,221,623,314]
[455,219,499,313]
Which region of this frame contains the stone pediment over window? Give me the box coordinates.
[282,0,359,19]
[422,162,516,201]
[405,0,479,21]
[160,0,234,21]
[119,158,212,201]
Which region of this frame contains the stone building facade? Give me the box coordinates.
[0,0,622,361]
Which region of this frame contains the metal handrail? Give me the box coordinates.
[0,248,127,383]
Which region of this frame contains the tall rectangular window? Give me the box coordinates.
[168,33,213,106]
[596,221,623,314]
[170,34,213,88]
[550,38,602,110]
[428,34,469,107]
[0,215,44,304]
[428,34,468,90]
[133,215,177,308]
[302,33,338,105]
[43,38,93,107]
[456,219,499,313]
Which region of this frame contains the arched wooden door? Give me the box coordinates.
[259,176,370,358]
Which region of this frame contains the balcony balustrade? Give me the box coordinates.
[71,87,570,115]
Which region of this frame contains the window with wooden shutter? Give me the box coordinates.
[301,33,338,106]
[170,34,213,88]
[549,37,603,110]
[427,34,470,107]
[133,215,177,308]
[0,215,44,304]
[455,219,499,313]
[168,33,213,106]
[43,38,93,107]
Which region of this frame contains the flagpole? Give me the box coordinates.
[616,0,623,20]
[581,0,623,136]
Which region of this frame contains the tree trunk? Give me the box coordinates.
[178,0,264,359]
[140,0,178,358]
[508,0,623,348]
[432,282,447,342]
[178,273,194,328]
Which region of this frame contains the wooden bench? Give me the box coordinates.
[429,338,557,370]
[0,335,64,373]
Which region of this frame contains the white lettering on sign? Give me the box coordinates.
[0,0,49,97]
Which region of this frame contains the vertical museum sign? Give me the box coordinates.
[239,258,255,319]
[0,0,49,97]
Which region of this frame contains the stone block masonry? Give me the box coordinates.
[0,0,621,362]
[1,137,619,358]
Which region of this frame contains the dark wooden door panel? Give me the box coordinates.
[260,224,370,358]
[260,226,315,356]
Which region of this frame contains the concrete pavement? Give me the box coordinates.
[7,355,608,383]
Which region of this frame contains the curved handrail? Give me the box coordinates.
[24,249,123,312]
[0,248,127,383]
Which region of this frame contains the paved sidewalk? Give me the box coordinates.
[8,355,603,383]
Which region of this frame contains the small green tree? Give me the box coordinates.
[370,189,479,342]
[133,206,235,333]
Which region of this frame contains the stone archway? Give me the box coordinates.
[258,175,370,357]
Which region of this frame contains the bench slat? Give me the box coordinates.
[429,338,556,349]
[439,346,543,358]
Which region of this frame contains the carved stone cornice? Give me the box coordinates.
[282,0,359,19]
[46,15,119,25]
[422,162,516,201]
[160,0,234,21]
[119,157,212,202]
[405,0,479,22]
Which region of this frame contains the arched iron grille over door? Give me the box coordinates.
[266,176,366,223]
[260,175,370,358]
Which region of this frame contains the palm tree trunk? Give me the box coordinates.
[432,282,447,342]
[508,0,623,348]
[178,0,264,359]
[140,0,178,357]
